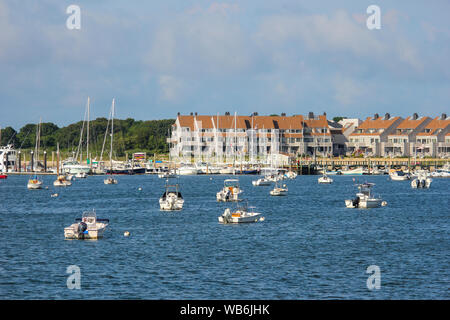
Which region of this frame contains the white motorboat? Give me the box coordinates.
[318,174,333,184]
[75,172,87,178]
[340,167,367,175]
[389,170,410,181]
[178,164,199,175]
[218,202,263,224]
[62,159,91,175]
[219,166,235,175]
[66,174,74,181]
[252,177,272,186]
[158,170,177,179]
[345,183,386,209]
[27,175,43,189]
[104,177,118,185]
[54,175,72,187]
[217,179,243,202]
[159,181,184,211]
[286,171,297,179]
[411,174,432,188]
[64,210,109,240]
[270,181,288,196]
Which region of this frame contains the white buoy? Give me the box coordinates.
[124,231,130,237]
[51,193,58,198]
[138,187,142,191]
[260,217,265,222]
[381,201,387,207]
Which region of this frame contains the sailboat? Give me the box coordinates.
[104,98,118,185]
[54,143,72,187]
[27,120,43,189]
[62,98,92,175]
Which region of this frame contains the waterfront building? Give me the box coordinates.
[415,114,450,158]
[386,113,432,157]
[168,112,335,164]
[347,113,403,157]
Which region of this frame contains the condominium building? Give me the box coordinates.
[168,112,334,163]
[347,113,403,157]
[415,114,450,158]
[386,113,432,157]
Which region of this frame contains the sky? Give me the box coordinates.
[0,0,449,129]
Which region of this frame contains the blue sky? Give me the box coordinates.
[0,0,449,129]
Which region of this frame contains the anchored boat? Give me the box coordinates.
[318,173,333,184]
[270,180,288,196]
[159,180,184,211]
[252,176,272,186]
[64,210,109,240]
[345,183,386,209]
[216,179,243,202]
[411,174,432,188]
[218,201,264,224]
[27,175,43,189]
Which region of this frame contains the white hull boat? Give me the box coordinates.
[159,191,184,211]
[318,175,333,184]
[75,172,87,178]
[104,177,118,184]
[217,179,243,202]
[345,183,386,209]
[64,210,109,240]
[27,178,43,190]
[218,205,263,224]
[270,181,288,196]
[411,176,432,188]
[340,167,367,175]
[252,177,272,186]
[390,170,410,181]
[178,166,199,175]
[54,175,72,187]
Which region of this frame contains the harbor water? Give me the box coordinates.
[0,175,448,299]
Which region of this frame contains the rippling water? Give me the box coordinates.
[0,174,448,299]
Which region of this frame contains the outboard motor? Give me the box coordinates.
[77,222,88,238]
[352,197,360,208]
[420,179,426,188]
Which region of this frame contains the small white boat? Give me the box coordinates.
[66,174,74,181]
[345,183,386,209]
[340,167,367,175]
[75,172,87,178]
[286,171,297,179]
[159,181,184,211]
[64,210,109,240]
[218,202,263,224]
[270,181,288,196]
[104,176,118,184]
[178,164,199,175]
[219,166,235,175]
[318,174,333,184]
[411,175,432,188]
[27,176,43,189]
[158,170,177,179]
[54,175,72,187]
[252,177,272,186]
[217,179,243,202]
[389,170,410,181]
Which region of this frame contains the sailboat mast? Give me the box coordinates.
[57,142,60,175]
[110,98,115,174]
[87,97,90,168]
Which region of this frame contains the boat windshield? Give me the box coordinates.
[224,180,239,187]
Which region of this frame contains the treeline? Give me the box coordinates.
[0,118,175,156]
